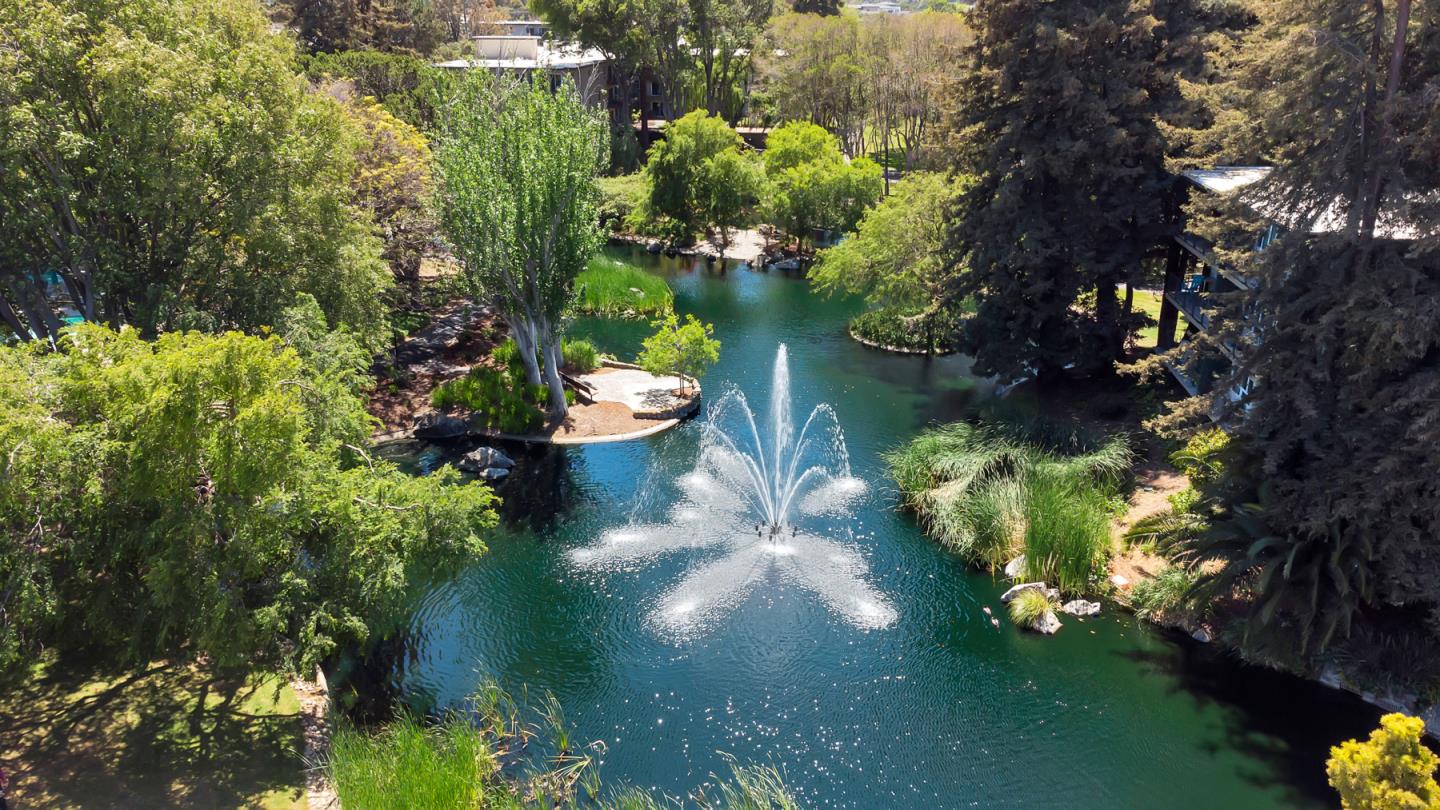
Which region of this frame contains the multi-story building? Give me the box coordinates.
[434,34,611,109]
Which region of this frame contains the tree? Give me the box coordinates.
[762,122,883,250]
[757,14,868,155]
[642,111,748,238]
[810,172,962,350]
[0,322,497,676]
[791,0,838,14]
[334,90,436,307]
[283,0,447,55]
[434,73,608,418]
[943,0,1172,383]
[303,50,450,131]
[1327,714,1440,810]
[0,0,392,348]
[1155,0,1440,655]
[638,313,720,394]
[699,151,768,254]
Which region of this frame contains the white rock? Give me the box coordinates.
[1003,555,1026,579]
[475,467,510,482]
[1061,599,1101,617]
[1000,582,1048,603]
[1108,574,1131,589]
[1191,628,1213,643]
[1034,612,1063,635]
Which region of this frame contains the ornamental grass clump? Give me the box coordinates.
[575,256,673,318]
[1008,588,1058,631]
[887,420,1130,594]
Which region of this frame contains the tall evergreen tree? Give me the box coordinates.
[943,0,1172,383]
[1162,0,1440,653]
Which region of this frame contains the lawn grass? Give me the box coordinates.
[574,256,673,318]
[0,652,306,808]
[1130,286,1164,349]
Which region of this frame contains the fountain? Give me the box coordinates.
[568,344,897,638]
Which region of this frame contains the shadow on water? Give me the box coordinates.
[1117,625,1383,806]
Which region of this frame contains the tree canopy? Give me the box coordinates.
[434,73,608,417]
[943,0,1172,382]
[0,320,496,676]
[0,0,393,348]
[1328,713,1440,810]
[762,122,883,249]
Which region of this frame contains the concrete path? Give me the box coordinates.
[583,367,690,416]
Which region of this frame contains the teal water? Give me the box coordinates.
[378,249,1380,808]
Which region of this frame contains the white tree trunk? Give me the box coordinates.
[538,321,569,418]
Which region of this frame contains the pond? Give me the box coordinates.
[374,248,1381,808]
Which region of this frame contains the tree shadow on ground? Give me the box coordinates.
[0,651,306,808]
[1116,632,1383,807]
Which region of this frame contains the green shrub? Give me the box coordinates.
[432,366,545,434]
[1008,588,1058,630]
[561,338,600,373]
[1127,566,1199,620]
[1170,428,1229,487]
[597,173,648,231]
[575,256,673,318]
[849,307,959,353]
[1168,486,1201,514]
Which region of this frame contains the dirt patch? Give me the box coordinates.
[367,302,508,433]
[539,401,657,440]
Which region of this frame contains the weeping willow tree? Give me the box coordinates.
[887,422,1130,594]
[434,73,608,418]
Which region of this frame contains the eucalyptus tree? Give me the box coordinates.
[0,0,391,347]
[434,73,608,418]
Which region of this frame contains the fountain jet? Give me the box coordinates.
[567,344,896,638]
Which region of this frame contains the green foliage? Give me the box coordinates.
[283,0,446,56]
[1169,428,1229,487]
[434,71,608,417]
[762,122,883,249]
[1008,589,1058,631]
[811,173,962,309]
[432,364,546,435]
[1327,714,1440,810]
[1022,472,1113,595]
[330,713,496,809]
[945,0,1173,381]
[698,149,768,249]
[887,421,1129,592]
[640,111,750,239]
[0,0,393,347]
[849,308,959,354]
[574,256,674,318]
[1128,566,1201,621]
[562,339,601,374]
[302,49,449,130]
[597,174,650,232]
[0,324,496,676]
[637,313,721,394]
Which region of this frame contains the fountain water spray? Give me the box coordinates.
[568,344,897,638]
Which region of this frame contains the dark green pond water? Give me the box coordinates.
[378,248,1380,808]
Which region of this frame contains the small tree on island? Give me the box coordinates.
[638,313,721,395]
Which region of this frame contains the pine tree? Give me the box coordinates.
[943,0,1173,383]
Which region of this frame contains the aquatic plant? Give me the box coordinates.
[887,421,1130,594]
[575,256,673,318]
[561,338,600,373]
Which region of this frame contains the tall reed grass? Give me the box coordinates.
[575,256,673,318]
[887,420,1130,595]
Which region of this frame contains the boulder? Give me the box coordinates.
[458,446,515,472]
[414,412,467,439]
[1000,582,1048,603]
[1108,574,1131,589]
[474,467,510,482]
[1034,612,1063,635]
[1003,555,1026,579]
[1191,627,1213,643]
[1061,600,1101,618]
[645,240,663,254]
